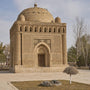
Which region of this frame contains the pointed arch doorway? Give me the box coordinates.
[36,44,50,67]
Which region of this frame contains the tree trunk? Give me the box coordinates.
[85,55,88,67]
[70,74,72,84]
[85,47,88,67]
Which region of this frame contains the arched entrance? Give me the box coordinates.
[38,47,45,67]
[34,43,50,67]
[37,45,50,67]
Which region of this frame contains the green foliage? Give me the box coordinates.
[0,54,6,63]
[68,46,78,62]
[0,42,5,54]
[0,42,6,63]
[77,55,85,66]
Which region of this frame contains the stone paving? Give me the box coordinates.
[0,70,90,90]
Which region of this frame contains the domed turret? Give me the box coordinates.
[55,17,61,23]
[18,14,25,21]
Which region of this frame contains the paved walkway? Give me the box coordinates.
[0,70,90,90]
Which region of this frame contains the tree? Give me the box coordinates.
[68,17,90,66]
[80,35,89,66]
[73,17,86,63]
[0,42,6,63]
[63,66,78,84]
[68,46,77,62]
[3,44,10,65]
[0,54,6,63]
[87,36,90,65]
[4,44,10,56]
[79,35,90,66]
[68,35,90,66]
[0,42,5,54]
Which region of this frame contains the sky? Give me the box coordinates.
[0,0,90,49]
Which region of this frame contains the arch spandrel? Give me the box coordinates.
[34,42,50,54]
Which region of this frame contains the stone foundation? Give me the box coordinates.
[10,65,68,73]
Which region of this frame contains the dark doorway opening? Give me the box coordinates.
[38,54,45,67]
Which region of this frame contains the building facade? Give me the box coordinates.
[10,4,68,73]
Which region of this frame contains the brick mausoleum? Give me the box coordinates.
[10,4,68,73]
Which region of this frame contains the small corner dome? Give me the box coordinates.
[55,17,61,23]
[18,14,25,21]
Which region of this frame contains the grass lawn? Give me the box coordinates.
[11,80,90,90]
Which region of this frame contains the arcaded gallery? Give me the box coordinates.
[10,4,68,72]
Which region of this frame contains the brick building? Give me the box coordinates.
[10,4,68,72]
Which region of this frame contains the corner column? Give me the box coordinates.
[60,34,63,64]
[62,34,67,64]
[15,32,21,65]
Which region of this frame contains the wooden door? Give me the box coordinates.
[38,54,45,67]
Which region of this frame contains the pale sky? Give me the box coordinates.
[0,0,90,49]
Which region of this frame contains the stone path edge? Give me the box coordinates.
[7,82,19,90]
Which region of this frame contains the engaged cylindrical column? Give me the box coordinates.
[15,32,21,65]
[62,34,67,64]
[60,34,63,64]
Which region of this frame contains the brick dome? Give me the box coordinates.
[55,17,61,23]
[17,4,54,23]
[18,14,25,21]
